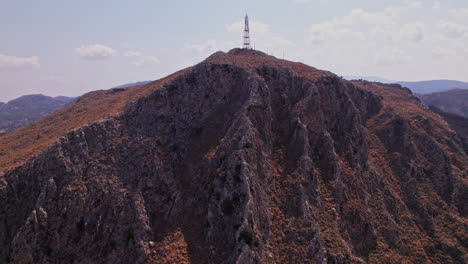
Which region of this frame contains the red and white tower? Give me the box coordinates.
[243,14,251,49]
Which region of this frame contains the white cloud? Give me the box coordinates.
[401,22,424,42]
[133,56,160,67]
[122,49,160,67]
[301,1,468,79]
[182,39,237,67]
[225,19,294,53]
[292,0,309,4]
[370,49,406,66]
[74,44,116,60]
[449,8,468,17]
[185,39,220,54]
[431,48,450,58]
[308,8,396,44]
[307,1,433,45]
[432,1,441,10]
[438,21,466,39]
[407,1,423,8]
[123,50,141,57]
[0,54,40,69]
[42,74,65,82]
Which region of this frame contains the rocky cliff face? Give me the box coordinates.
[0,49,467,264]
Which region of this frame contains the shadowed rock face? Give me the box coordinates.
[0,49,467,264]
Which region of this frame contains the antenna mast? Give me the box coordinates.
[243,14,251,49]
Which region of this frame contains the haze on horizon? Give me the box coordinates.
[1,0,467,102]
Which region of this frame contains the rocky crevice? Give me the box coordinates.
[0,50,466,264]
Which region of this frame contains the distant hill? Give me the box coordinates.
[345,77,468,94]
[113,80,153,89]
[0,94,76,134]
[0,49,466,263]
[0,82,155,135]
[430,106,468,154]
[417,89,468,118]
[397,80,468,94]
[344,76,395,83]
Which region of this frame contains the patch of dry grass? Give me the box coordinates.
[0,69,187,173]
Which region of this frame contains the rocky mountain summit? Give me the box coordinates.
[0,49,466,264]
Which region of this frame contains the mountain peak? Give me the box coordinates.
[227,48,270,57]
[0,51,466,263]
[202,49,336,82]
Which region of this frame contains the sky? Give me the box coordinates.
[1,0,467,102]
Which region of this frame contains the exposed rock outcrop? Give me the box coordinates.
[1,49,467,264]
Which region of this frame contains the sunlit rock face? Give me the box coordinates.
[1,49,466,264]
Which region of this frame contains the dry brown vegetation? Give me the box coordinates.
[0,49,466,263]
[0,69,187,173]
[206,49,336,81]
[352,81,468,263]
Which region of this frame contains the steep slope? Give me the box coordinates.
[0,70,187,172]
[417,89,468,118]
[0,49,467,264]
[0,95,76,134]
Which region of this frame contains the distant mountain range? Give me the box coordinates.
[345,76,468,94]
[344,76,396,83]
[0,81,156,135]
[1,49,466,263]
[398,80,468,94]
[113,80,153,89]
[2,77,465,136]
[0,95,76,134]
[119,78,468,94]
[417,89,468,118]
[119,77,468,95]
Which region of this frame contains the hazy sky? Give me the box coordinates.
[1,0,467,102]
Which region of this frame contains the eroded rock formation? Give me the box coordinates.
[1,49,466,264]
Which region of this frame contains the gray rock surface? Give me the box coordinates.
[0,50,467,264]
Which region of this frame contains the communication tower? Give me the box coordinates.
[243,14,251,49]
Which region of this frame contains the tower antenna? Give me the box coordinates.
[243,14,251,49]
